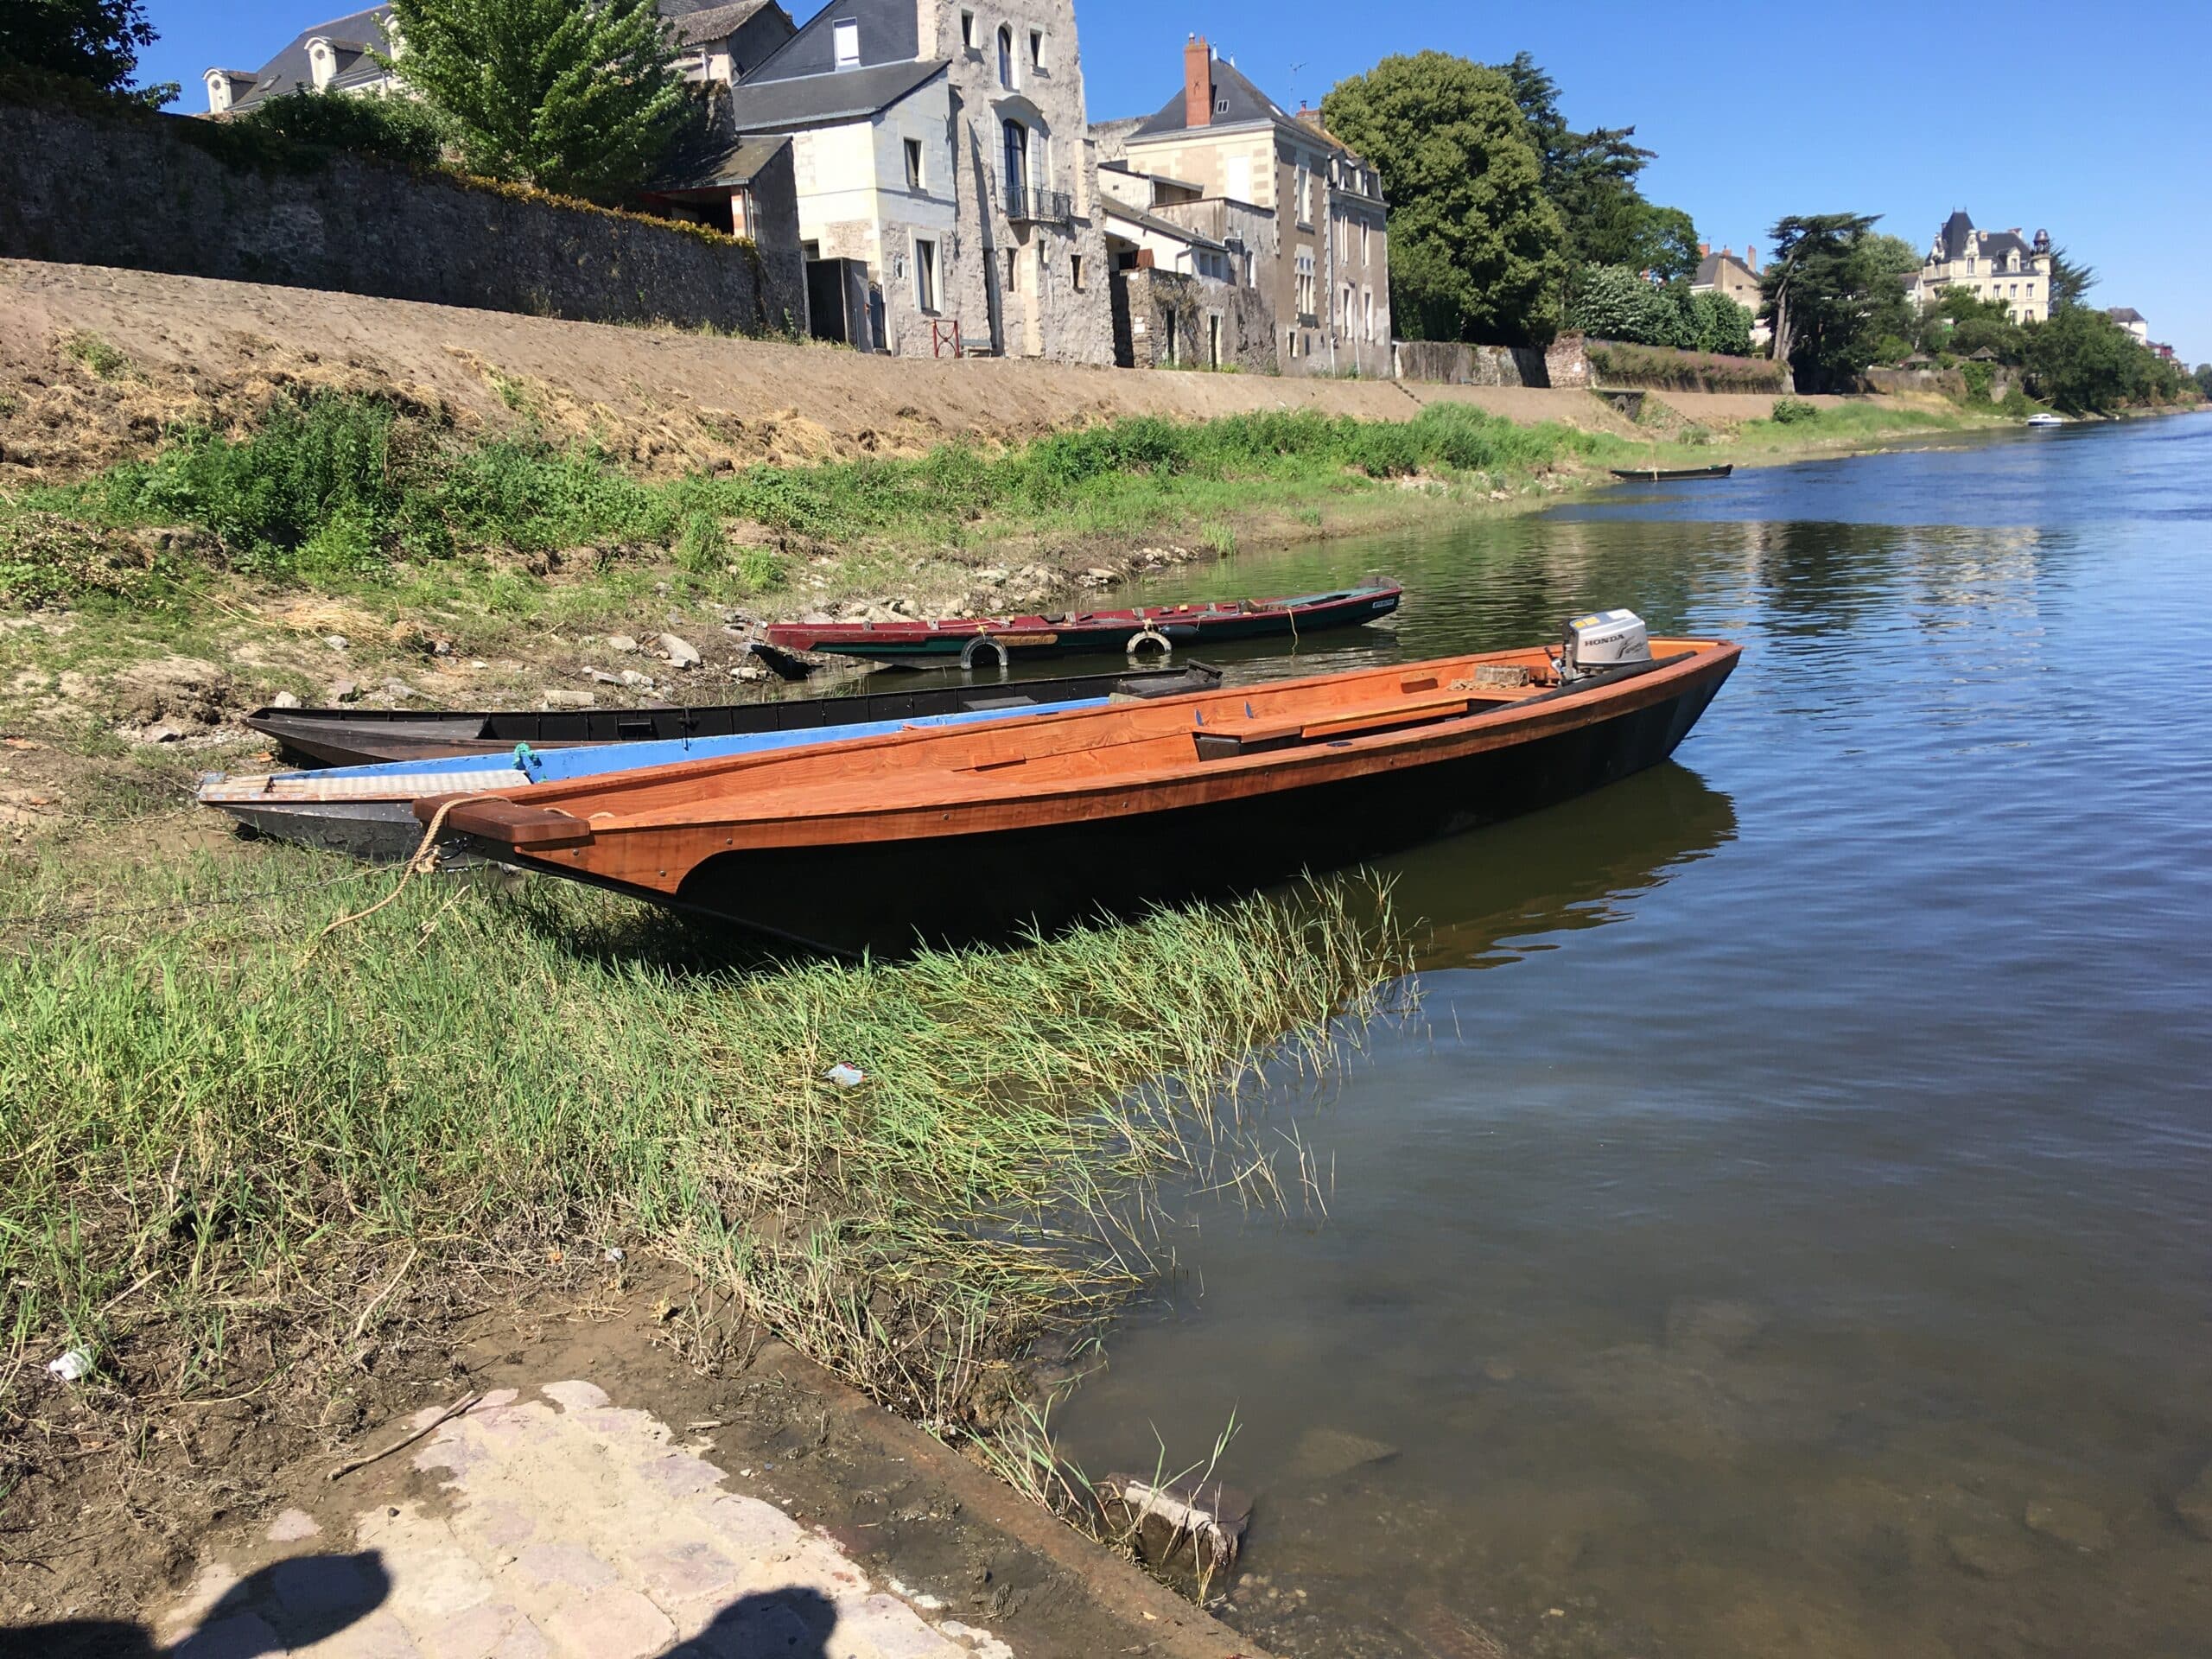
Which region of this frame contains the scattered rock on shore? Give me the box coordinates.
[658,632,701,669]
[1285,1427,1400,1484]
[2024,1497,2113,1553]
[2177,1465,2212,1539]
[1945,1530,2033,1579]
[542,689,594,710]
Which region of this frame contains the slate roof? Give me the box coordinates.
[1129,54,1316,146]
[668,0,781,48]
[653,133,791,193]
[1101,198,1226,251]
[742,0,918,83]
[1694,250,1755,287]
[728,57,946,130]
[2107,307,2146,324]
[226,5,395,110]
[1938,209,1976,262]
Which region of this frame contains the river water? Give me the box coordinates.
[1052,416,2212,1658]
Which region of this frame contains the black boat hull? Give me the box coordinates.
[247,664,1224,767]
[470,659,1732,957]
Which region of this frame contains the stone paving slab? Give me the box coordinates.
[154,1382,1014,1659]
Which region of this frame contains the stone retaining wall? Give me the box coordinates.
[0,98,805,338]
[1394,333,1591,389]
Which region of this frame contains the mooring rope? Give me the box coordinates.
[310,796,464,946]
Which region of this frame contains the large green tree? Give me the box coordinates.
[1762,213,1916,392]
[1493,52,1700,281]
[1322,53,1567,345]
[384,0,689,199]
[2044,245,2095,311]
[0,0,175,105]
[1912,288,2024,363]
[2024,306,2176,413]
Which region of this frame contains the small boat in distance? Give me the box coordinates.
[424,611,1740,957]
[1608,464,1734,482]
[2025,412,2067,429]
[245,663,1223,767]
[760,581,1402,667]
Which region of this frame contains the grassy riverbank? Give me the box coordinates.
[0,391,1991,734]
[0,836,1406,1435]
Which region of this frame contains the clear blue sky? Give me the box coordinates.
[136,0,2210,364]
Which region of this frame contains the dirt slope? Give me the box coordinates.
[0,259,1854,485]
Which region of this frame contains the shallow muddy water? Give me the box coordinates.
[1052,417,2212,1658]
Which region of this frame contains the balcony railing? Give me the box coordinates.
[1005,186,1073,225]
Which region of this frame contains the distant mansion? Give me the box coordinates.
[1904,211,2051,324]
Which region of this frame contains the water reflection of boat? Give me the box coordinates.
[1387,762,1738,971]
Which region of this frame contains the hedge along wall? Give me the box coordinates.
[1584,338,1788,393]
[0,99,804,337]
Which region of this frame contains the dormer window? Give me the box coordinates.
[832,20,859,68]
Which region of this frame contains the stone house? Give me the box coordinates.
[1102,36,1390,377]
[1904,211,2052,324]
[2106,306,2149,343]
[204,3,796,112]
[1690,242,1770,345]
[1095,159,1274,372]
[724,0,1114,362]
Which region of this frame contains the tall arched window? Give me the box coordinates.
[1001,118,1029,206]
[997,25,1016,88]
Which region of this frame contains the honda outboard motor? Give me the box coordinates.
[1560,609,1651,682]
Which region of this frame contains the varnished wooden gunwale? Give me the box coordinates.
[427,641,1739,896]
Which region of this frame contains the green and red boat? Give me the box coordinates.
[761,580,1402,667]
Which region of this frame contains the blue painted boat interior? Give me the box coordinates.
[274,697,1109,785]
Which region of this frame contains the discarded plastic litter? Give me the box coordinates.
[47,1348,92,1382]
[604,1247,626,1264]
[824,1064,867,1088]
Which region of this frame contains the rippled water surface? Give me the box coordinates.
[1047,417,2212,1658]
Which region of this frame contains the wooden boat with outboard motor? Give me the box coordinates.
[759,580,1402,666]
[421,610,1741,957]
[205,664,1223,859]
[244,662,1224,768]
[1608,464,1734,482]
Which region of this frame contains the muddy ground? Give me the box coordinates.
[1,1265,1262,1658]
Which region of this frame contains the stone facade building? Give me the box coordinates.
[1904,210,2052,324]
[727,0,1114,362]
[204,3,797,113]
[1103,37,1390,377]
[1096,158,1276,371]
[1690,242,1770,346]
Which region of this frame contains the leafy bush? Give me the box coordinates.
[1687,289,1754,357]
[1770,397,1820,424]
[1571,266,1758,357]
[232,89,449,168]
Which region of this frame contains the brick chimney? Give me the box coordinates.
[1185,35,1212,129]
[1746,245,1759,272]
[1698,241,1710,257]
